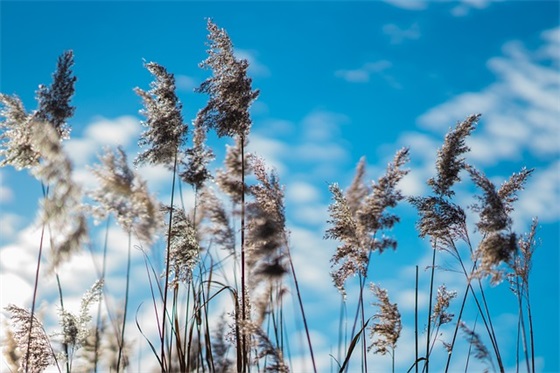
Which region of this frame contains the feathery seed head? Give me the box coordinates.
[428,114,479,197]
[408,196,468,245]
[431,284,457,325]
[180,116,214,189]
[0,95,42,170]
[199,187,236,252]
[90,147,162,244]
[369,283,402,355]
[459,321,493,371]
[474,232,517,284]
[30,121,87,270]
[164,206,202,285]
[215,136,251,203]
[135,62,187,167]
[5,304,55,373]
[196,19,259,138]
[327,149,409,296]
[34,50,76,140]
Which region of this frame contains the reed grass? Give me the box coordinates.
[0,21,542,373]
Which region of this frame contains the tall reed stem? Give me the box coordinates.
[287,249,317,373]
[25,183,49,372]
[240,134,248,372]
[161,150,179,371]
[116,231,132,372]
[94,218,110,372]
[415,265,419,373]
[423,247,437,373]
[56,274,70,373]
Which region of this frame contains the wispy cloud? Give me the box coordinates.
[175,74,198,92]
[235,48,270,77]
[397,26,559,227]
[383,0,498,16]
[516,160,560,224]
[451,0,497,17]
[418,27,560,166]
[335,60,392,83]
[383,22,421,44]
[0,172,13,204]
[382,0,427,10]
[65,115,142,167]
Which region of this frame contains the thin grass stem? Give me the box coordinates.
[415,265,419,373]
[287,247,317,373]
[94,218,110,372]
[116,231,132,372]
[423,247,437,373]
[24,183,49,372]
[240,134,248,373]
[55,274,70,373]
[161,150,179,371]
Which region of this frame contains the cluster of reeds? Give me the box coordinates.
[0,20,540,373]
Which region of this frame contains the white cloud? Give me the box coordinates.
[0,183,13,204]
[251,109,352,180]
[235,49,270,77]
[175,74,197,92]
[451,0,496,17]
[84,115,141,148]
[382,0,427,10]
[301,110,349,141]
[65,137,99,166]
[0,213,23,241]
[247,134,288,175]
[515,161,560,224]
[335,60,392,83]
[289,226,334,294]
[291,204,329,227]
[383,0,498,16]
[255,118,295,137]
[418,27,560,167]
[383,22,421,44]
[0,272,32,309]
[65,116,142,168]
[286,181,321,204]
[294,143,349,163]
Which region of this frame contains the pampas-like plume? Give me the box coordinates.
[211,314,234,373]
[408,196,468,250]
[180,116,214,190]
[408,115,479,250]
[512,218,539,287]
[0,94,41,169]
[163,205,202,285]
[467,166,533,284]
[134,62,187,167]
[199,187,236,252]
[326,148,409,295]
[427,114,479,197]
[215,136,251,204]
[5,304,56,373]
[246,156,287,280]
[31,121,87,270]
[431,284,457,325]
[90,146,162,244]
[368,283,402,355]
[56,280,103,350]
[196,19,260,138]
[242,321,289,372]
[460,321,493,372]
[35,50,76,140]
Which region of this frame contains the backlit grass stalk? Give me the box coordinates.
[94,218,110,372]
[116,231,132,372]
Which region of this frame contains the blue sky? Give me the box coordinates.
[1,1,559,372]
